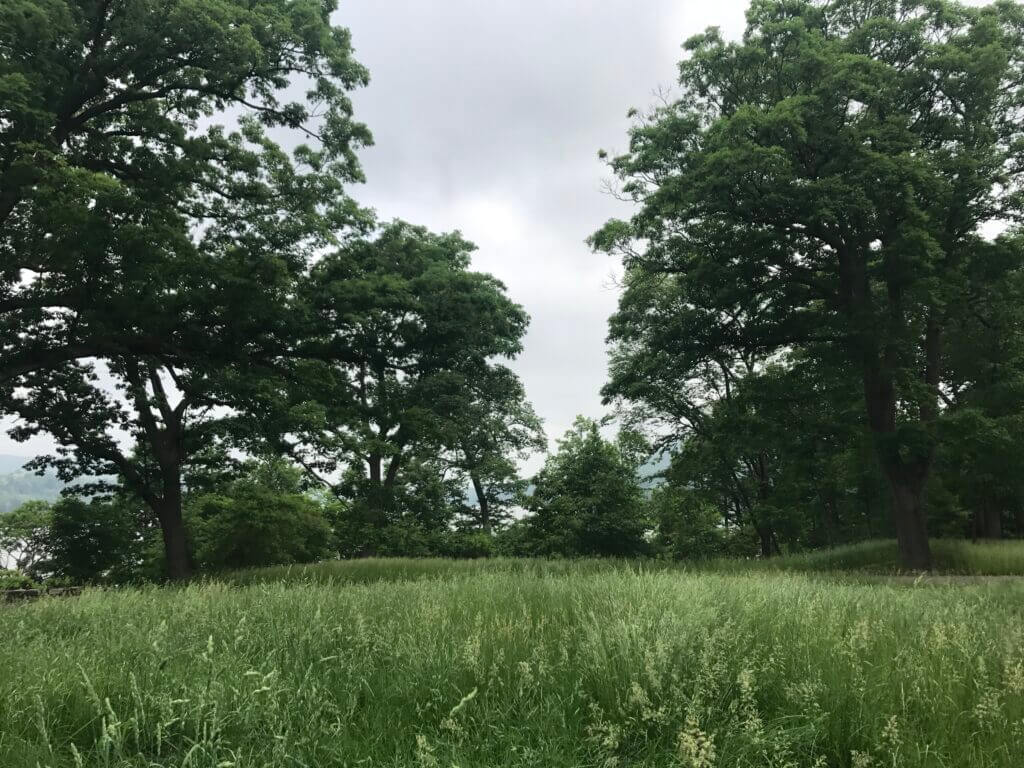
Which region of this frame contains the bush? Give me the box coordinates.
[48,497,141,584]
[438,530,496,559]
[188,484,334,571]
[650,485,733,560]
[0,569,38,590]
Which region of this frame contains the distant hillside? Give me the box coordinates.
[0,455,63,514]
[0,454,32,474]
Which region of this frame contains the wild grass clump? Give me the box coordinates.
[2,565,1023,766]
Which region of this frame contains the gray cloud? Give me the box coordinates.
[0,1,749,467]
[338,0,747,466]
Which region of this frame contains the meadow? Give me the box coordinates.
[3,547,1024,767]
[222,538,1024,587]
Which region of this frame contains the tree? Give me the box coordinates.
[47,495,141,584]
[932,244,1024,538]
[593,0,1024,569]
[0,0,370,381]
[446,365,545,534]
[328,455,465,558]
[2,0,373,579]
[8,224,324,581]
[0,499,51,575]
[274,222,530,541]
[522,417,649,557]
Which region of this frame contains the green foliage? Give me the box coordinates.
[47,496,141,584]
[187,466,334,572]
[0,568,37,590]
[0,499,52,575]
[1,0,373,580]
[1,0,372,381]
[594,0,1024,568]
[521,417,650,557]
[258,221,536,550]
[4,564,1024,766]
[649,484,735,560]
[446,365,546,534]
[438,530,497,559]
[328,512,497,560]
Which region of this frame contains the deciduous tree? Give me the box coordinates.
[594,0,1024,568]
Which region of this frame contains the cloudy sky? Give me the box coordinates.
[0,0,749,463]
[338,0,747,463]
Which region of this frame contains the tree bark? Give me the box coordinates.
[862,348,934,571]
[838,241,936,571]
[756,525,776,559]
[974,498,1002,540]
[470,472,490,534]
[156,489,191,581]
[124,360,193,580]
[817,492,837,547]
[886,470,932,570]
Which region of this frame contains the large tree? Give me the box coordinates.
[2,0,372,579]
[593,0,1024,569]
[269,222,530,540]
[0,0,370,381]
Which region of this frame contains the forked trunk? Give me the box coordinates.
[470,472,491,534]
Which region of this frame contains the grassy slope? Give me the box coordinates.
[702,538,1024,576]
[218,539,1024,588]
[3,561,1024,766]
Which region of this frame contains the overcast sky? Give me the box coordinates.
[338,0,747,466]
[0,0,749,465]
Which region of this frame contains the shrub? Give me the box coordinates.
[47,497,141,584]
[188,485,334,571]
[0,569,38,590]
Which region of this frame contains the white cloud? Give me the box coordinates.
[2,0,753,471]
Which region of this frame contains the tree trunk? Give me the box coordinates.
[159,508,191,581]
[756,525,774,559]
[156,482,191,581]
[862,359,933,571]
[975,498,1002,540]
[887,473,932,570]
[470,472,490,534]
[840,242,937,571]
[818,493,837,547]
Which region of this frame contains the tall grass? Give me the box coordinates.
[2,565,1024,766]
[700,539,1024,576]
[219,538,1024,589]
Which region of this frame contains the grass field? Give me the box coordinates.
[220,539,1024,587]
[3,549,1024,767]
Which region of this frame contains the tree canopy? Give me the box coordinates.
[594,0,1024,568]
